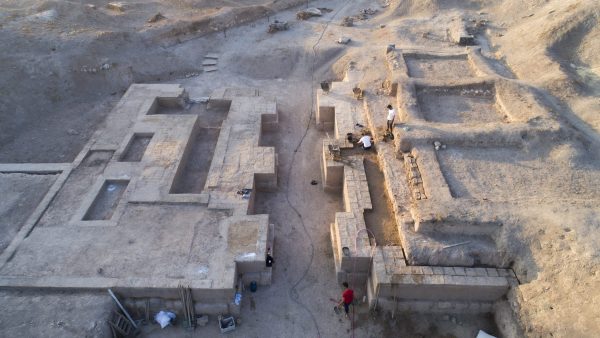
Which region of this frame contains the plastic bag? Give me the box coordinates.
[155,311,176,329]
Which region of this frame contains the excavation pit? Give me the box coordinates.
[119,133,153,162]
[404,53,476,79]
[170,103,228,194]
[147,97,186,115]
[416,84,503,124]
[363,157,401,246]
[83,180,129,221]
[170,127,221,194]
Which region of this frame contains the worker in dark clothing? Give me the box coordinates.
[266,247,274,267]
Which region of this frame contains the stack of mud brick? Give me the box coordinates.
[403,154,426,200]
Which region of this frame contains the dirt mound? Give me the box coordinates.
[390,0,483,16]
[230,47,301,79]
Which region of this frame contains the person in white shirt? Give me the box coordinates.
[386,104,396,132]
[357,133,372,150]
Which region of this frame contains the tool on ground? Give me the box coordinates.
[329,297,342,314]
[108,289,138,330]
[178,284,196,329]
[109,310,139,337]
[236,188,252,199]
[442,241,471,250]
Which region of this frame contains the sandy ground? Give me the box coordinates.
[0,0,599,337]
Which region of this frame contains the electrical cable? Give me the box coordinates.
[285,1,351,337]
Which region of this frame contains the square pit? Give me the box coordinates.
[404,53,476,79]
[416,84,503,124]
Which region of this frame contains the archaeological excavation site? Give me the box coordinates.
[0,0,599,337]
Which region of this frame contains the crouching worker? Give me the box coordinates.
[357,132,372,150]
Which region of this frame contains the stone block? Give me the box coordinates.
[486,268,499,277]
[443,267,455,275]
[465,268,478,277]
[474,268,488,277]
[421,267,434,275]
[453,267,466,276]
[433,267,445,275]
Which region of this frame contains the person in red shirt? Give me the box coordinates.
[338,282,354,318]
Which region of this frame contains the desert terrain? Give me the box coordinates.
[0,0,598,337]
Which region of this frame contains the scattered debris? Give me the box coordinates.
[147,12,165,23]
[31,9,58,22]
[477,330,497,338]
[268,20,288,33]
[237,188,252,199]
[352,87,363,100]
[341,16,354,27]
[296,7,322,20]
[196,315,208,327]
[80,66,97,73]
[382,79,397,96]
[184,72,200,78]
[337,37,351,44]
[189,97,209,104]
[100,63,110,70]
[421,87,493,97]
[106,2,126,13]
[359,8,377,17]
[328,144,341,161]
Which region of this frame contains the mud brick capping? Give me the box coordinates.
[370,246,517,304]
[329,156,374,284]
[403,154,427,200]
